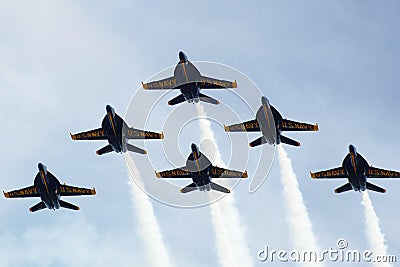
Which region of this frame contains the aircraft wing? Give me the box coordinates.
[367,166,400,178]
[155,167,191,178]
[224,119,260,132]
[310,167,347,179]
[125,127,164,139]
[142,77,178,90]
[3,185,39,198]
[281,119,318,131]
[211,166,248,178]
[59,184,96,196]
[199,76,237,89]
[70,128,107,140]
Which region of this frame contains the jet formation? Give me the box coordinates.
[3,163,95,212]
[70,105,164,155]
[310,145,400,193]
[156,143,248,193]
[225,96,319,147]
[142,51,237,106]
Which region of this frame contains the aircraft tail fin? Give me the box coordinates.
[366,182,386,193]
[180,183,197,193]
[96,145,113,155]
[210,182,231,193]
[59,200,80,210]
[280,135,301,147]
[29,202,46,213]
[126,143,147,154]
[199,93,220,105]
[249,136,267,147]
[334,183,353,193]
[168,94,186,106]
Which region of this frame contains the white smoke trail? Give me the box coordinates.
[125,155,174,267]
[196,104,253,267]
[361,191,392,267]
[277,145,324,267]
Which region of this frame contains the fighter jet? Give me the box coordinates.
[156,143,248,193]
[310,145,400,193]
[224,96,319,147]
[3,163,96,212]
[141,51,237,105]
[70,105,164,155]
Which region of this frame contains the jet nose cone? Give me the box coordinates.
[179,51,187,62]
[38,163,45,171]
[191,143,198,152]
[106,105,115,115]
[349,144,356,154]
[261,96,269,105]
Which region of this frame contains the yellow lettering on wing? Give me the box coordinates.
[200,78,233,88]
[368,168,399,177]
[162,169,188,177]
[60,186,92,195]
[127,129,161,139]
[8,187,38,197]
[147,78,177,89]
[75,130,105,139]
[212,168,242,178]
[313,168,345,178]
[282,121,315,130]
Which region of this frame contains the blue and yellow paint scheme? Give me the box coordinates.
[310,145,400,194]
[70,105,164,155]
[224,96,318,147]
[142,51,237,106]
[3,163,96,212]
[155,143,247,194]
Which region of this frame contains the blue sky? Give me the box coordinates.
[1,1,399,266]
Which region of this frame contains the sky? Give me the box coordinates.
[0,0,400,266]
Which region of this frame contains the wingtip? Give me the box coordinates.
[3,191,9,198]
[216,100,220,105]
[95,150,101,155]
[142,82,148,90]
[242,171,248,178]
[314,123,319,131]
[91,188,97,195]
[249,142,254,147]
[232,80,238,88]
[310,172,316,179]
[155,171,162,178]
[70,133,77,140]
[143,150,148,155]
[160,132,165,139]
[227,189,231,193]
[297,142,301,146]
[29,208,33,212]
[224,125,230,132]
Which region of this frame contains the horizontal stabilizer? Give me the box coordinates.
[366,182,386,193]
[280,135,301,147]
[334,183,353,193]
[29,202,46,212]
[59,200,80,210]
[199,93,220,105]
[96,145,113,155]
[210,182,230,193]
[126,143,147,154]
[180,183,197,193]
[168,94,186,106]
[249,136,267,147]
